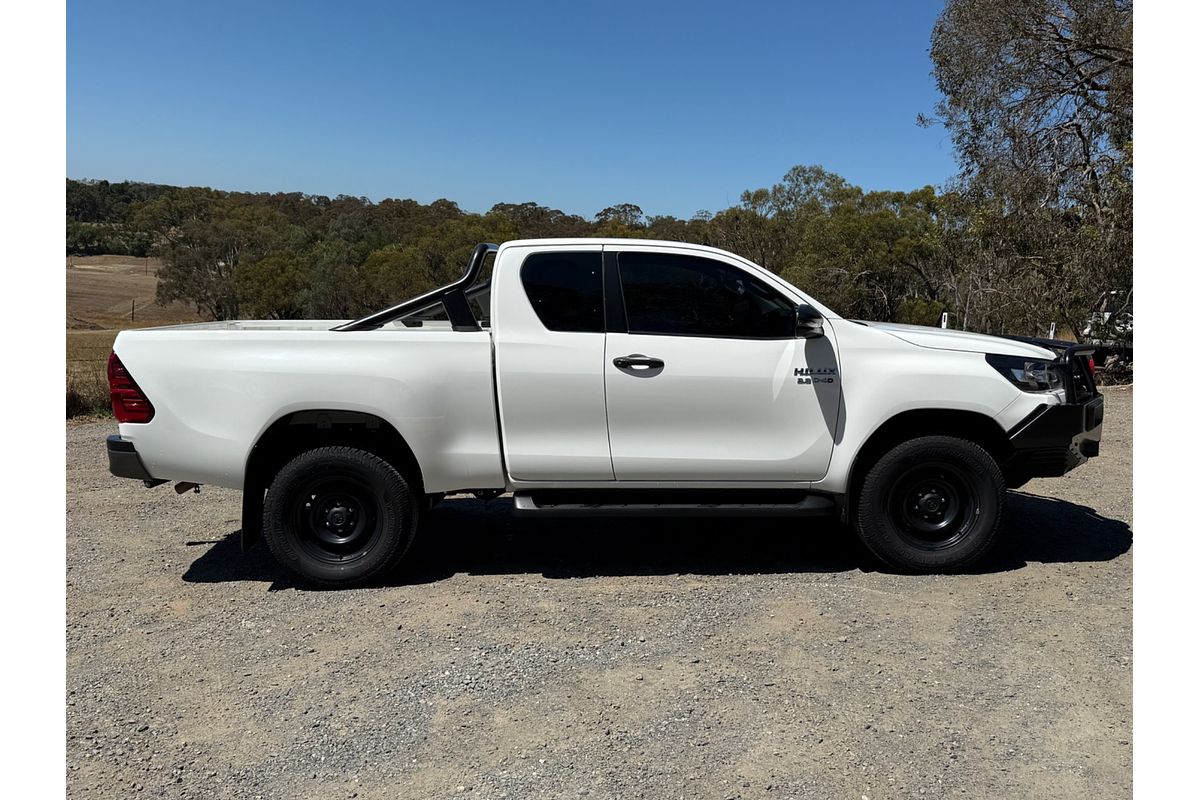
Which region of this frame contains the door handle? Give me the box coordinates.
[613,354,665,370]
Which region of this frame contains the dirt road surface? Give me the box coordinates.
[67,387,1132,799]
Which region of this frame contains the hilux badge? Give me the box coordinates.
[795,366,838,385]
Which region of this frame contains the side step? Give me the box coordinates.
[512,489,836,518]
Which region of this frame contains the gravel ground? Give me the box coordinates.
[66,387,1132,799]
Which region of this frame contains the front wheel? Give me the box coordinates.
[262,446,418,587]
[853,436,1005,573]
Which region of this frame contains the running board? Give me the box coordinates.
[512,489,836,518]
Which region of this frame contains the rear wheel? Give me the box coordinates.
[262,446,418,587]
[853,435,1004,573]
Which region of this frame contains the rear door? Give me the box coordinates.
[493,244,614,481]
[602,246,840,481]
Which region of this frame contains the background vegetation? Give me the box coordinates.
[66,330,118,418]
[66,0,1132,414]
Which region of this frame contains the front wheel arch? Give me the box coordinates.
[846,408,1013,506]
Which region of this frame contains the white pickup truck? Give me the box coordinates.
[106,239,1104,586]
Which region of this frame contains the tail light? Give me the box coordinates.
[107,352,155,423]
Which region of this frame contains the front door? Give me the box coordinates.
[602,247,840,481]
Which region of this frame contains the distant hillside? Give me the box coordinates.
[66,255,202,330]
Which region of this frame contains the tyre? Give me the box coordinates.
[853,435,1004,573]
[262,446,418,588]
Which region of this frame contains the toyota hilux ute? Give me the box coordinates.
[106,239,1103,586]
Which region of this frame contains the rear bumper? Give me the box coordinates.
[1004,395,1104,479]
[107,435,155,481]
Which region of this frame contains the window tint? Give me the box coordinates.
[618,252,797,338]
[520,251,604,333]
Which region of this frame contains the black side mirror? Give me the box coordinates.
[795,304,824,339]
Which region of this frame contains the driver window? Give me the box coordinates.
[617,252,796,339]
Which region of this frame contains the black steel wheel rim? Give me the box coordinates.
[290,474,383,564]
[887,462,978,550]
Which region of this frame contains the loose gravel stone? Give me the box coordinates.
[67,388,1133,799]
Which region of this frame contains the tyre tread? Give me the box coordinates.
[854,435,1005,574]
[262,446,417,588]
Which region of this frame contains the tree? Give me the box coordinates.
[359,244,436,306]
[237,251,308,319]
[594,203,646,229]
[924,0,1132,337]
[777,185,949,323]
[147,197,301,319]
[488,202,590,238]
[707,206,786,273]
[766,165,858,217]
[302,239,365,320]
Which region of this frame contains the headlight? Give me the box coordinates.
[985,354,1064,392]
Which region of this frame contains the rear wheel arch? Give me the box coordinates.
[241,410,424,550]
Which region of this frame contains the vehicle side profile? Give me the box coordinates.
[106,239,1104,586]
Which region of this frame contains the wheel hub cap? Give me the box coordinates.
[917,490,947,517]
[888,464,978,551]
[325,503,355,532]
[291,475,384,566]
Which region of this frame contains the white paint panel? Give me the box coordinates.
[492,243,614,481]
[114,328,504,493]
[809,319,1026,494]
[603,331,840,481]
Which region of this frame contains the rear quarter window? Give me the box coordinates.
[520,251,604,333]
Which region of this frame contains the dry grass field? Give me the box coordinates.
[66,255,201,330]
[66,256,204,417]
[66,330,118,417]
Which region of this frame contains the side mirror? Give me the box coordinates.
[795,304,824,339]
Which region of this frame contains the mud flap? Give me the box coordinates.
[241,485,265,552]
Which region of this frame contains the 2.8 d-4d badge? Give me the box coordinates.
[795,366,838,384]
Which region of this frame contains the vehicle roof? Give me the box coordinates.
[499,238,742,259]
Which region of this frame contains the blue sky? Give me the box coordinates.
[68,0,956,219]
